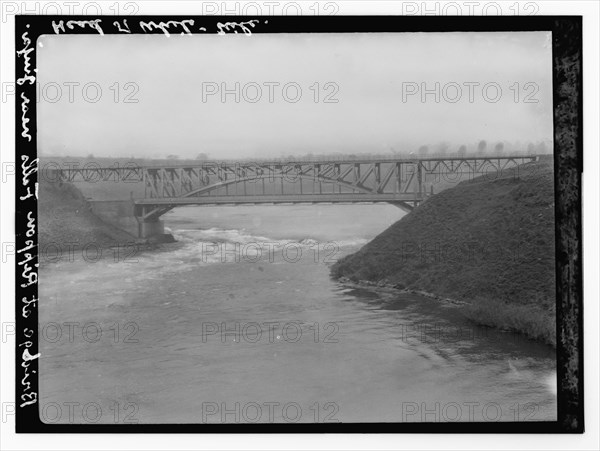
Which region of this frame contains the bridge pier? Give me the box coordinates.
[138,218,165,239]
[88,200,172,242]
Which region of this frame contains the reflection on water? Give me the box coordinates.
[39,204,556,423]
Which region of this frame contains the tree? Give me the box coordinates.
[534,141,549,154]
[494,142,505,155]
[477,140,487,155]
[457,145,467,157]
[418,145,429,157]
[167,154,179,160]
[435,142,450,156]
[196,153,209,160]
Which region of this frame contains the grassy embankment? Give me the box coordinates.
[39,179,137,255]
[331,160,556,346]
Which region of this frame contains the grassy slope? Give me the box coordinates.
[39,180,137,252]
[331,161,556,345]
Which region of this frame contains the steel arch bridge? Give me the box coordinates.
[49,155,540,236]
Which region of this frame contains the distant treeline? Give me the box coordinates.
[39,140,552,166]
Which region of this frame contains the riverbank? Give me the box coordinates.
[331,160,556,346]
[39,180,173,261]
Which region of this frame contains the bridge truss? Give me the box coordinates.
[48,155,540,221]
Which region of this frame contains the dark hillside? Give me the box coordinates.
[39,180,137,257]
[331,161,556,345]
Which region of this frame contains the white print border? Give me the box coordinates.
[14,14,582,433]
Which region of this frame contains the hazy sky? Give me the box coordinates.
[37,32,553,159]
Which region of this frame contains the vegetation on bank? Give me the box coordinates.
[39,179,137,256]
[331,160,557,346]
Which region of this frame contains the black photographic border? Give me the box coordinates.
[15,14,583,433]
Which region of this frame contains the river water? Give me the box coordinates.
[39,204,556,424]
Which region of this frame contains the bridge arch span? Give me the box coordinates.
[137,172,410,221]
[54,155,540,238]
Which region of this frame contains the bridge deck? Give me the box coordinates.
[134,193,422,206]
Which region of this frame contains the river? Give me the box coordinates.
[39,204,556,424]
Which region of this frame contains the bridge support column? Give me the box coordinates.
[138,218,165,239]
